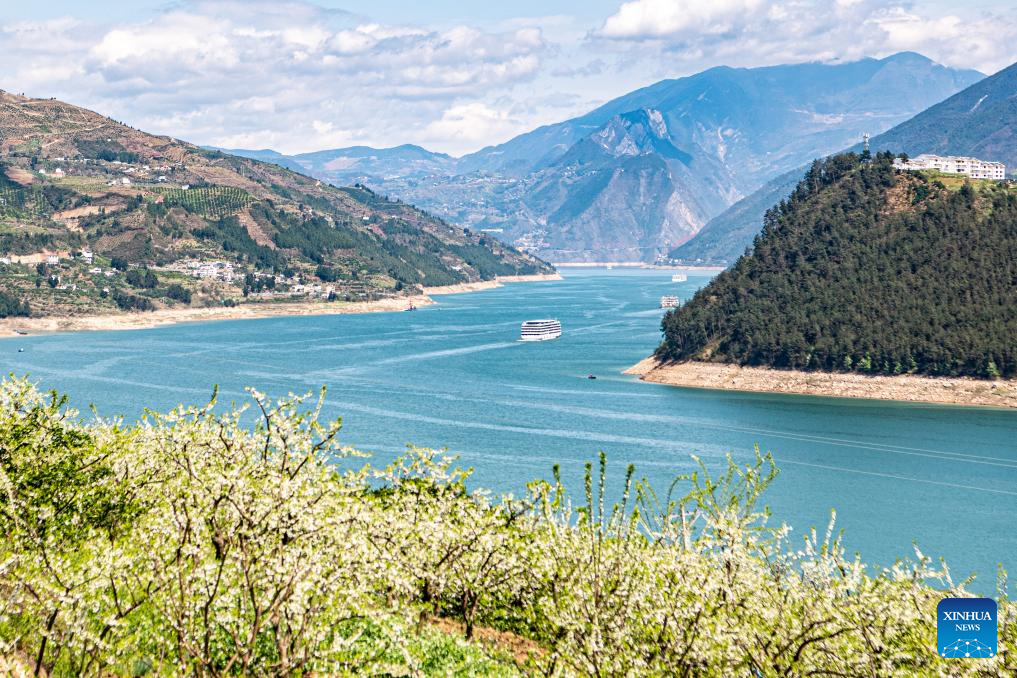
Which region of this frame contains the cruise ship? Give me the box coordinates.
[660,296,681,309]
[520,319,562,341]
[671,272,688,282]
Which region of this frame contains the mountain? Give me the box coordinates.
[668,169,803,265]
[248,53,980,263]
[206,147,308,174]
[0,93,550,319]
[226,144,455,188]
[657,153,1016,379]
[673,59,1017,265]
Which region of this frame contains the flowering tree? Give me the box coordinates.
[0,377,1013,676]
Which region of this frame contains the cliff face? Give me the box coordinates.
[657,153,1017,379]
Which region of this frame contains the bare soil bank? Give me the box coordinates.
[626,358,1017,409]
[423,272,561,295]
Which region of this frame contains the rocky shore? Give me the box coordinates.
[626,358,1017,409]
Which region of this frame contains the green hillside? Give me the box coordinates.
[658,152,1017,378]
[0,92,551,318]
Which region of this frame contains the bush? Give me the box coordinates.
[125,268,157,289]
[165,283,191,304]
[0,378,1012,676]
[0,290,30,318]
[112,290,154,311]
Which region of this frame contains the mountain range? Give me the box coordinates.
[0,92,549,318]
[672,59,1017,265]
[228,52,982,263]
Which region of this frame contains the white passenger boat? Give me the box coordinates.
[660,296,681,309]
[520,319,562,341]
[671,272,688,282]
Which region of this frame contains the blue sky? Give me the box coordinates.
[3,1,1015,155]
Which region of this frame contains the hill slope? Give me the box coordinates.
[673,59,1017,265]
[0,93,550,318]
[657,153,1017,379]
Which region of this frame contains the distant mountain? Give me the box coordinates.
[225,144,455,187]
[668,168,803,265]
[207,147,308,173]
[249,53,980,262]
[657,153,1017,378]
[0,93,549,319]
[673,59,1017,265]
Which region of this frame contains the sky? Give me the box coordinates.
[2,0,1015,156]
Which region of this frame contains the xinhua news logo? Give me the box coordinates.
[937,597,997,659]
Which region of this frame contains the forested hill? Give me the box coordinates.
[0,92,550,318]
[656,153,1017,379]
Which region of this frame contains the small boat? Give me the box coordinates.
[671,272,687,282]
[13,329,28,336]
[587,374,597,380]
[520,319,562,341]
[18,348,25,352]
[606,264,614,270]
[660,296,681,309]
[405,303,416,311]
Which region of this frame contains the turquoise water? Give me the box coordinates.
[4,268,1016,591]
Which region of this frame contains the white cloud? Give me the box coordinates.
[600,0,764,40]
[1,1,1015,157]
[422,103,521,147]
[0,0,550,155]
[595,0,1017,75]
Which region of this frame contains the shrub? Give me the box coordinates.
[165,283,191,304]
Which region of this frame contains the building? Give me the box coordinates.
[894,154,1006,180]
[46,254,59,265]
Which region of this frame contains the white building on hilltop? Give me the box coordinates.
[894,154,1006,180]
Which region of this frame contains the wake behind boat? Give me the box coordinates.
[520,319,562,341]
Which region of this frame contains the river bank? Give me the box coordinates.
[626,358,1017,409]
[552,262,725,271]
[423,272,561,295]
[0,273,562,337]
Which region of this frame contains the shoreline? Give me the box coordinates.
[423,272,561,295]
[552,262,725,271]
[625,358,1017,409]
[0,272,562,337]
